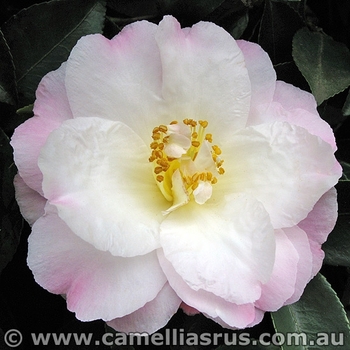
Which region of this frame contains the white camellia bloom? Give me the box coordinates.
[11,16,341,332]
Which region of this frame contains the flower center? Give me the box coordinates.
[149,119,225,214]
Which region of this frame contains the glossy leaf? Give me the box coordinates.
[0,29,17,106]
[2,0,106,107]
[293,28,350,105]
[271,274,350,349]
[0,128,22,274]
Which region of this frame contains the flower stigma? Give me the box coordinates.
[149,119,225,214]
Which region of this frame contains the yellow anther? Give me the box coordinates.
[154,166,163,174]
[150,141,159,149]
[212,145,222,155]
[155,150,163,158]
[200,173,205,181]
[205,134,213,142]
[153,127,160,133]
[216,159,224,167]
[190,120,197,127]
[158,143,164,150]
[192,132,198,139]
[207,172,213,181]
[218,167,225,175]
[152,132,161,140]
[170,120,178,125]
[211,177,218,184]
[163,136,170,143]
[157,158,169,167]
[183,118,189,125]
[156,175,164,182]
[148,155,156,162]
[199,120,208,128]
[192,173,200,182]
[191,140,200,147]
[159,125,168,133]
[192,182,199,190]
[162,164,170,171]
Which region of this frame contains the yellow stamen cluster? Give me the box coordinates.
[149,119,225,186]
[149,124,173,182]
[184,171,218,192]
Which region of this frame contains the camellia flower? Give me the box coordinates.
[11,16,341,332]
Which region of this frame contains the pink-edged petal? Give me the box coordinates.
[158,249,257,329]
[38,117,168,257]
[65,22,164,144]
[220,122,341,229]
[251,81,336,150]
[298,187,338,244]
[236,40,276,119]
[160,193,275,305]
[308,240,325,278]
[33,62,73,121]
[28,206,167,321]
[11,63,71,194]
[284,226,313,304]
[155,16,251,137]
[13,174,46,226]
[255,229,298,311]
[107,282,181,334]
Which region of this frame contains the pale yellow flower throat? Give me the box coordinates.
[149,119,225,213]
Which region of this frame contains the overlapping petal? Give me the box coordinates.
[158,249,257,329]
[13,175,46,226]
[160,193,275,305]
[107,282,181,334]
[38,117,168,257]
[28,206,167,321]
[219,121,341,228]
[65,22,164,144]
[11,64,71,194]
[156,16,251,136]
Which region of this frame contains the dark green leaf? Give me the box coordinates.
[292,27,350,105]
[342,90,350,116]
[259,0,304,64]
[240,0,263,7]
[2,0,107,107]
[0,128,22,274]
[0,30,17,106]
[339,161,350,182]
[271,274,350,349]
[229,12,249,39]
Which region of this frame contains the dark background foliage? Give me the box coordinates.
[0,0,350,349]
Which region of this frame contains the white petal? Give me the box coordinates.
[39,117,168,257]
[160,193,275,305]
[155,16,251,136]
[107,282,181,334]
[255,229,298,311]
[193,181,212,205]
[219,122,341,228]
[237,40,276,118]
[28,207,167,321]
[158,249,257,328]
[65,23,165,144]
